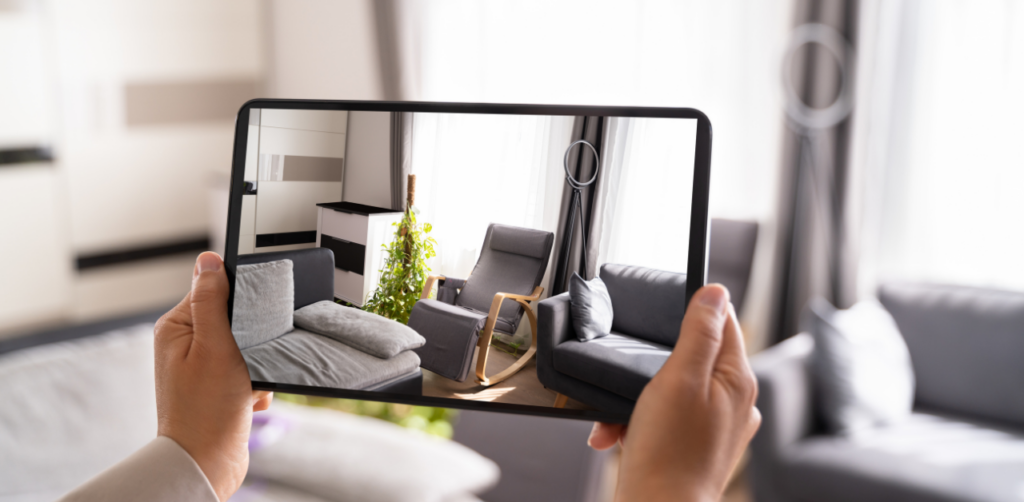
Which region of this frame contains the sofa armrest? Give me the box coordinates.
[750,333,816,458]
[536,293,574,384]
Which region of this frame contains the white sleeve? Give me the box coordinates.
[57,436,219,502]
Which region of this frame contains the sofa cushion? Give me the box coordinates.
[569,273,613,342]
[879,283,1024,427]
[553,332,671,401]
[599,264,687,347]
[232,259,295,350]
[804,298,915,435]
[295,301,425,359]
[780,412,1024,502]
[237,248,335,310]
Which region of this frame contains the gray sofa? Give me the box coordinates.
[748,283,1024,502]
[237,248,423,396]
[537,263,688,414]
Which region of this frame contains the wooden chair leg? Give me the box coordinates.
[476,299,539,387]
[553,393,569,408]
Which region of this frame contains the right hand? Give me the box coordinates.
[589,284,760,502]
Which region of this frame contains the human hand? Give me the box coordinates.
[588,284,760,502]
[154,252,273,501]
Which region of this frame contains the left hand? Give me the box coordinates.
[154,252,273,501]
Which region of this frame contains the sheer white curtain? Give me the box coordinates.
[856,0,1024,293]
[409,113,574,280]
[596,118,698,275]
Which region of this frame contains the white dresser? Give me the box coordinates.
[316,202,403,306]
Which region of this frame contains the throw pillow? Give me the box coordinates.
[294,300,425,359]
[804,297,915,436]
[232,259,295,350]
[569,273,614,342]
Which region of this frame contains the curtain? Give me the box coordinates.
[769,0,860,344]
[595,117,698,276]
[549,116,605,295]
[389,112,413,210]
[408,113,573,281]
[858,0,1024,293]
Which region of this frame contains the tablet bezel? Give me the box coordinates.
[226,99,712,424]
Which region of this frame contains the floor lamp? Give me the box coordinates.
[558,139,600,283]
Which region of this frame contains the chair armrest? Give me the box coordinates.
[420,275,446,300]
[749,333,816,459]
[495,287,543,304]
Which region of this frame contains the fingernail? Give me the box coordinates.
[699,285,728,313]
[196,253,221,275]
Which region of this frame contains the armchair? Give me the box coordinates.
[409,224,554,386]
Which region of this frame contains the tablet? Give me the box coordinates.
[225,100,711,423]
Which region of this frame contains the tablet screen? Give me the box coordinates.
[227,102,709,422]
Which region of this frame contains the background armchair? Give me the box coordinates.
[747,283,1024,502]
[410,223,554,385]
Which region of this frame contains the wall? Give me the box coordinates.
[267,0,385,100]
[248,109,348,254]
[342,111,392,209]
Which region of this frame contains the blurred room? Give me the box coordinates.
[1,0,1022,501]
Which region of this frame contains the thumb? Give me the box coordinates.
[189,252,232,347]
[664,284,730,385]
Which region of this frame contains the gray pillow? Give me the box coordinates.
[804,297,915,436]
[232,260,295,350]
[294,301,425,359]
[569,273,614,342]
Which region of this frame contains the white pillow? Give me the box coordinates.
[247,401,499,502]
[804,298,915,436]
[232,259,295,350]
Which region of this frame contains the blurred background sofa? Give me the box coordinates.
[748,282,1024,502]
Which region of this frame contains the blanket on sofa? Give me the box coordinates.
[242,329,420,390]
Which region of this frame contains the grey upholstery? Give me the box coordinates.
[237,248,334,310]
[455,224,554,332]
[410,224,554,382]
[748,282,1024,502]
[235,248,423,394]
[879,283,1024,427]
[409,300,488,381]
[708,218,759,315]
[537,264,685,412]
[554,332,671,400]
[601,263,689,347]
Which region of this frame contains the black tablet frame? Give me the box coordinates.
[226,99,712,424]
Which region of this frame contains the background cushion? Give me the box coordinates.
[568,274,613,342]
[804,298,915,435]
[879,283,1024,427]
[780,413,1024,502]
[600,264,687,347]
[294,301,424,359]
[552,332,670,401]
[248,401,499,502]
[237,248,335,310]
[233,260,295,350]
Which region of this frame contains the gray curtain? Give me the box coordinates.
[770,0,860,344]
[550,116,607,295]
[389,112,413,210]
[373,0,404,101]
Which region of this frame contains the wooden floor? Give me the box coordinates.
[422,342,591,410]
